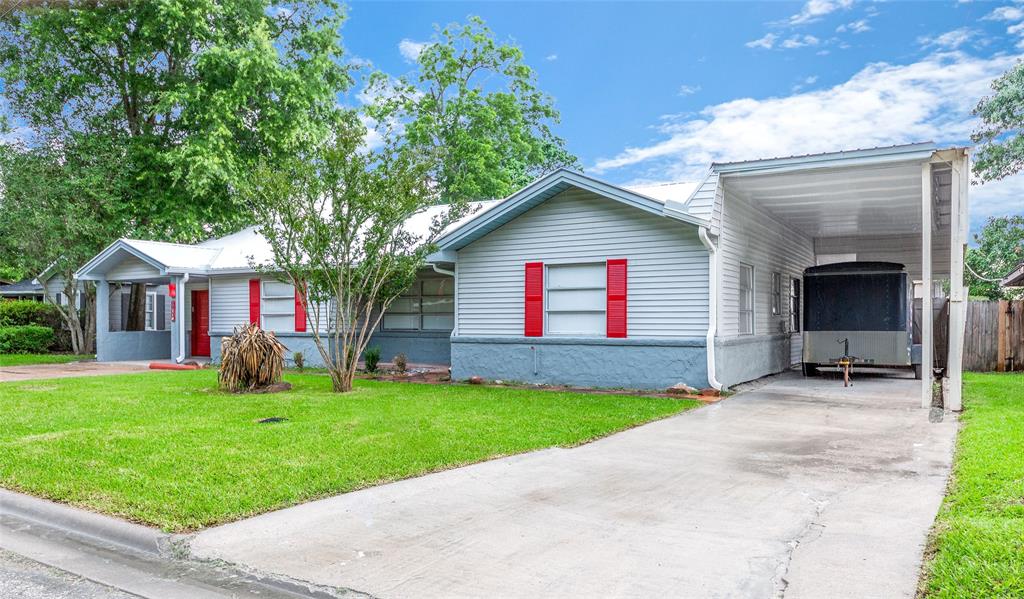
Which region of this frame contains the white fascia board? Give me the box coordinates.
[436,169,704,251]
[74,239,169,280]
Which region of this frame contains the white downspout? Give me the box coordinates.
[698,226,723,391]
[430,263,454,277]
[175,273,189,363]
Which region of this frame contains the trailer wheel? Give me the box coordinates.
[913,364,922,380]
[802,363,817,377]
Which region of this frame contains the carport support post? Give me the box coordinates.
[921,162,933,409]
[95,278,109,362]
[945,151,969,412]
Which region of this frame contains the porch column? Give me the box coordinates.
[170,275,182,362]
[95,278,109,361]
[921,162,933,409]
[946,150,970,411]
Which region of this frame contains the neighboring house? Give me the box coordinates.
[0,279,45,302]
[1002,262,1024,288]
[75,142,971,407]
[73,210,493,366]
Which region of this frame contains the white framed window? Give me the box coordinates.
[739,263,754,335]
[770,272,782,316]
[546,262,606,336]
[790,277,801,333]
[145,292,157,331]
[382,278,454,331]
[261,280,295,332]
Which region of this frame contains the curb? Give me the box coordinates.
[0,488,169,556]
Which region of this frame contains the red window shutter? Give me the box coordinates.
[607,259,627,338]
[248,279,261,325]
[294,282,307,332]
[524,262,544,337]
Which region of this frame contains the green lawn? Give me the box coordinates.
[0,353,94,366]
[0,370,697,531]
[922,372,1024,597]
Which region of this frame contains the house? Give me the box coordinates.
[0,279,45,302]
[1002,262,1024,288]
[75,142,971,409]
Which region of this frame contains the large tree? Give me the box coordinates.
[0,0,350,326]
[247,17,578,392]
[246,115,443,392]
[965,216,1024,300]
[366,16,578,203]
[973,61,1024,181]
[0,136,132,353]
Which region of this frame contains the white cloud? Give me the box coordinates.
[918,28,975,50]
[746,33,777,49]
[983,5,1024,21]
[781,34,821,49]
[398,39,430,62]
[788,0,854,25]
[591,52,1015,181]
[545,54,558,61]
[837,19,871,34]
[678,84,702,96]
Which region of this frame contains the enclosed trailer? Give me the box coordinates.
[802,261,921,379]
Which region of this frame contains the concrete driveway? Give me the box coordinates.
[190,372,957,599]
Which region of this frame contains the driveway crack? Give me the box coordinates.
[772,494,829,598]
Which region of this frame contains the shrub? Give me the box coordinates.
[0,325,55,354]
[293,351,305,371]
[393,352,408,373]
[218,324,286,392]
[363,346,381,373]
[0,300,61,328]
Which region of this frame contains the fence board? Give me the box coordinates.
[963,300,1023,372]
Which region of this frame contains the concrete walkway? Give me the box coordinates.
[190,372,957,599]
[0,361,152,382]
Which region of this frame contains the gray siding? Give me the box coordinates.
[107,255,161,280]
[209,275,251,333]
[813,233,950,281]
[456,188,709,338]
[717,186,815,339]
[685,172,721,232]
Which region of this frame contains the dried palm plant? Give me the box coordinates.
[218,323,287,392]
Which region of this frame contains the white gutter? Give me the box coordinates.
[698,226,723,391]
[175,273,189,363]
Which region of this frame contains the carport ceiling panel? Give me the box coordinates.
[726,163,930,238]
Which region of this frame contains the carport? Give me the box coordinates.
[709,143,969,410]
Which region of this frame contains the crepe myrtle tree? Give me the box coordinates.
[245,116,465,392]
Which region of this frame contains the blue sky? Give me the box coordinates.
[343,0,1024,234]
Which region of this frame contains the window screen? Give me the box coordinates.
[261,280,295,332]
[790,277,801,333]
[771,272,782,316]
[382,278,454,331]
[546,263,605,336]
[145,292,157,331]
[739,263,754,335]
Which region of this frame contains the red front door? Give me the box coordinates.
[191,290,211,357]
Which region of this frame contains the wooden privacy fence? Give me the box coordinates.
[963,300,1024,372]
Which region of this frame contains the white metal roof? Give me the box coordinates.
[623,181,699,205]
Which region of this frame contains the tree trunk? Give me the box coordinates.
[84,285,97,354]
[126,283,147,331]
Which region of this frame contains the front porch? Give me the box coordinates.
[75,240,214,364]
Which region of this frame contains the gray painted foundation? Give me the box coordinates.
[209,330,452,368]
[451,336,709,390]
[365,330,451,365]
[715,334,792,389]
[97,331,172,362]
